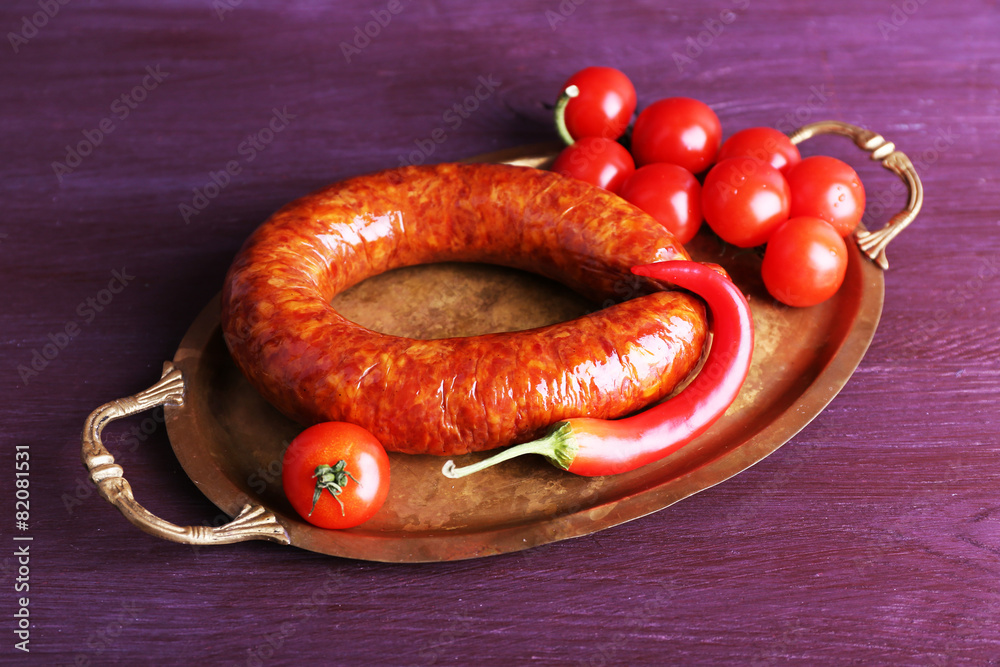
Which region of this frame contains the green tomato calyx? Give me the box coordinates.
[311,460,361,516]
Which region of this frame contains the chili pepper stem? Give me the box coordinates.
[442,422,578,478]
[553,85,580,146]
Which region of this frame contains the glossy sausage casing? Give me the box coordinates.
[222,163,707,455]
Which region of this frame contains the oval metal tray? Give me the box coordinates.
[82,124,919,561]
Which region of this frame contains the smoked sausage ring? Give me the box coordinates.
[221,163,707,455]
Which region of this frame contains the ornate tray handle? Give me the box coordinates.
[788,120,923,270]
[81,362,290,546]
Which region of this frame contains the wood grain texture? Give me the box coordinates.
[2,0,999,664]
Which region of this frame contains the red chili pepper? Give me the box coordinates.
[442,260,754,478]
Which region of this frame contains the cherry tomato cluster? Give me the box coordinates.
[552,66,866,307]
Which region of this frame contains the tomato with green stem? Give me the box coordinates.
[618,163,703,244]
[555,66,637,143]
[761,216,848,307]
[282,422,390,529]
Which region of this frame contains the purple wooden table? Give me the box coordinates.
[3,0,999,663]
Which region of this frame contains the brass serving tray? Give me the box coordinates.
[81,122,920,561]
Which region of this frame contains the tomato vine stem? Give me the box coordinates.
[553,85,580,146]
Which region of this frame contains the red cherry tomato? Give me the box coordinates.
[702,157,791,247]
[560,66,637,141]
[551,136,635,193]
[618,163,703,244]
[630,97,722,174]
[786,156,866,237]
[762,216,848,307]
[282,422,390,530]
[717,127,802,175]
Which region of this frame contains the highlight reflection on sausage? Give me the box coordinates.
[222,163,707,455]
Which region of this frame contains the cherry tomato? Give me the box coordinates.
[551,136,635,192]
[630,97,722,174]
[717,127,802,175]
[762,216,848,307]
[282,422,390,530]
[618,163,703,244]
[702,157,791,247]
[786,156,866,237]
[560,66,637,141]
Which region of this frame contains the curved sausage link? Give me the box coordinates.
[222,163,707,455]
